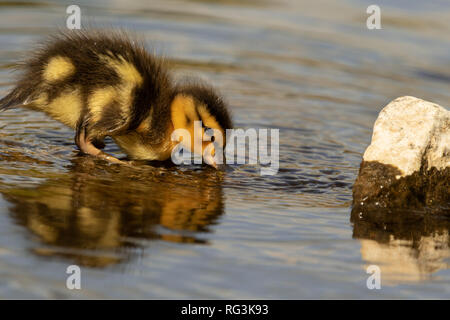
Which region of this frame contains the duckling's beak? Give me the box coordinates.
[203,145,218,169]
[203,153,218,169]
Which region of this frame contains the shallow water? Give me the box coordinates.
[0,0,449,299]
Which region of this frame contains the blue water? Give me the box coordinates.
[0,0,449,298]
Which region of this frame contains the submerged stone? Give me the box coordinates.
[352,96,449,214]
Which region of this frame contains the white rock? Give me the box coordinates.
[363,96,450,177]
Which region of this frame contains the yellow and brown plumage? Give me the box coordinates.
[0,30,232,167]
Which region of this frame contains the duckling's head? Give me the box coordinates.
[170,84,232,168]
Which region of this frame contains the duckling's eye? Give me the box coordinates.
[204,126,215,142]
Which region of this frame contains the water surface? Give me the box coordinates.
[0,0,449,298]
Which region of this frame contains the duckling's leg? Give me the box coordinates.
[75,124,124,164]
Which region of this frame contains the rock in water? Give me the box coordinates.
[363,96,449,176]
[352,96,449,215]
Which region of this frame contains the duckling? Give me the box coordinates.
[0,30,232,167]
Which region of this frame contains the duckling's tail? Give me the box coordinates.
[0,88,25,111]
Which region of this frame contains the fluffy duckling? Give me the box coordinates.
[0,30,232,167]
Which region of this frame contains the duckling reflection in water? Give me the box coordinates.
[0,157,224,267]
[0,30,232,168]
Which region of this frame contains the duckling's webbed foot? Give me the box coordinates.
[75,126,124,165]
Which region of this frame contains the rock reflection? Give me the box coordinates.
[351,208,450,285]
[0,157,224,267]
